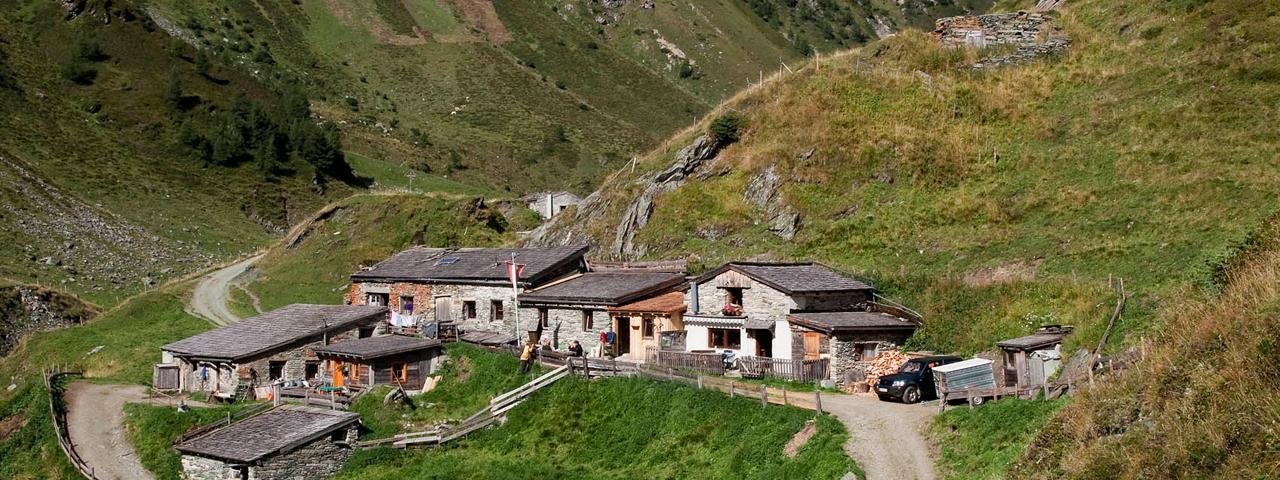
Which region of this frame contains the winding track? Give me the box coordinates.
[186,254,263,326]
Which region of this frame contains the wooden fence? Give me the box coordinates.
[43,369,100,480]
[737,356,829,383]
[635,367,826,414]
[644,347,724,375]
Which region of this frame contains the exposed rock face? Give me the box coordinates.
[744,165,801,240]
[610,134,725,258]
[0,285,98,357]
[933,12,1070,68]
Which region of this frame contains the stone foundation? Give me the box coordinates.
[934,11,1070,68]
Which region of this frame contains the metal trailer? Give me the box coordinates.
[932,357,1046,408]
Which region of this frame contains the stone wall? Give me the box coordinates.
[933,11,1069,68]
[518,304,612,354]
[828,331,913,387]
[180,454,243,480]
[350,281,526,335]
[250,424,357,479]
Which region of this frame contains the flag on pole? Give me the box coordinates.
[505,256,525,295]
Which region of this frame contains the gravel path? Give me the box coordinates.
[186,254,262,326]
[823,393,939,480]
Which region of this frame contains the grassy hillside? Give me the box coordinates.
[1011,218,1280,478]
[243,193,517,311]
[140,0,985,194]
[533,0,1280,356]
[341,344,859,479]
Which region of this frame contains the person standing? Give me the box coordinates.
[519,341,535,374]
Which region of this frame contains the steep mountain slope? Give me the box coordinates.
[0,0,363,306]
[531,0,1280,358]
[141,0,989,193]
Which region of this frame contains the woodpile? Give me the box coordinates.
[863,350,909,389]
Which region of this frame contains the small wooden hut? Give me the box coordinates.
[314,335,443,390]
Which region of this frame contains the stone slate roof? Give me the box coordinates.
[350,246,588,285]
[313,335,441,361]
[162,304,387,362]
[608,291,687,313]
[696,262,873,295]
[459,330,517,346]
[997,332,1067,351]
[787,311,919,334]
[518,272,685,306]
[176,405,359,464]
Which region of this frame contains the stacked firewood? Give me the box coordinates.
[864,350,910,389]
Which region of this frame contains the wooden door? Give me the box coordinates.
[331,361,344,387]
[434,296,452,323]
[803,332,821,360]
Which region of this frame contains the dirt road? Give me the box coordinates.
[823,393,938,480]
[186,254,262,326]
[64,383,184,480]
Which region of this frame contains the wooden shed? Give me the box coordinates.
[314,335,443,390]
[997,325,1071,388]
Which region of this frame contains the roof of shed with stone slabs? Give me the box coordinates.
[350,246,588,284]
[518,272,686,306]
[162,304,388,362]
[313,335,441,361]
[176,405,359,463]
[787,311,919,334]
[997,332,1068,351]
[696,262,873,295]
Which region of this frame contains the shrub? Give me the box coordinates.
[61,58,97,85]
[708,113,744,144]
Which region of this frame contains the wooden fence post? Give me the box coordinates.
[729,381,735,398]
[697,375,703,389]
[782,389,788,406]
[814,390,822,415]
[760,385,767,408]
[583,356,590,379]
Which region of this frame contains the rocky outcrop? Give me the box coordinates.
[0,284,98,357]
[934,12,1069,68]
[611,134,726,258]
[744,165,801,240]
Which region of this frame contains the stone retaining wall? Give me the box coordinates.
[934,11,1070,68]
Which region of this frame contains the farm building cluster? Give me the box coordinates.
[156,245,1073,479]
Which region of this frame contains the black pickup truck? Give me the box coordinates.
[875,356,962,404]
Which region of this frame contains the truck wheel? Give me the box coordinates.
[902,386,920,404]
[969,395,986,407]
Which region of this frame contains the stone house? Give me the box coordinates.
[683,262,875,360]
[525,191,582,220]
[158,305,388,398]
[996,325,1071,388]
[786,311,919,386]
[176,405,359,480]
[346,246,588,336]
[517,271,686,359]
[314,335,444,390]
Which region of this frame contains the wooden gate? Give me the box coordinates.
[152,364,179,391]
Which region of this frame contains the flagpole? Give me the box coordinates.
[511,252,520,344]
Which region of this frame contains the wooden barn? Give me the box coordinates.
[314,335,443,390]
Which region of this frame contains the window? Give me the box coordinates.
[490,300,504,321]
[725,287,744,306]
[708,328,741,349]
[399,296,414,315]
[358,326,374,338]
[366,293,388,306]
[305,361,320,380]
[582,311,593,331]
[268,361,286,380]
[539,308,549,328]
[643,317,655,337]
[391,362,408,383]
[462,301,477,320]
